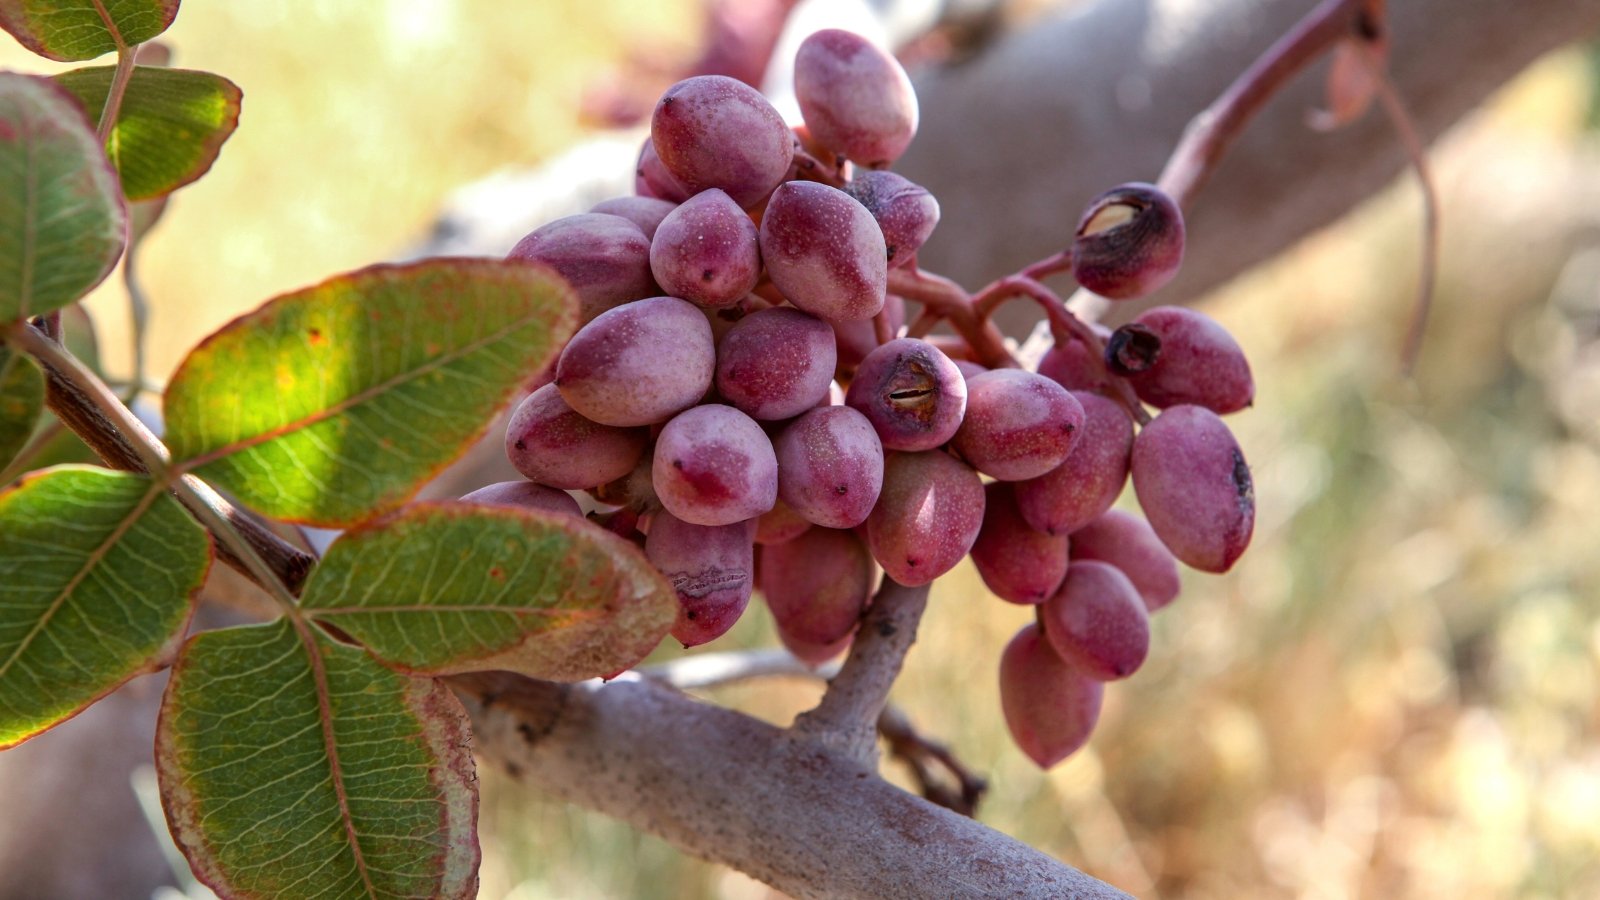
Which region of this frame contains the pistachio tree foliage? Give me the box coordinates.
[0,1,1406,896]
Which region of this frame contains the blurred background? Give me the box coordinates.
[3,0,1600,897]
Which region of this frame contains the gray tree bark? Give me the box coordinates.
[453,671,1131,900]
[900,0,1600,321]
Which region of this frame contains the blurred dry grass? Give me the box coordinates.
[5,2,1600,898]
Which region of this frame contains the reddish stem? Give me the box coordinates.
[905,309,939,340]
[971,276,1150,424]
[790,148,848,189]
[1158,0,1366,206]
[97,44,138,144]
[1018,249,1075,284]
[885,267,1017,368]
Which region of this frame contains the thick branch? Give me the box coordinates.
[452,671,1128,900]
[790,578,929,765]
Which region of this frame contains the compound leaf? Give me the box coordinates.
[55,65,241,201]
[301,502,676,682]
[157,618,478,899]
[0,344,44,471]
[0,0,179,61]
[163,259,577,528]
[0,72,127,323]
[0,466,209,748]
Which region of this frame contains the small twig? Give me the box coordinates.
[905,307,939,340]
[1366,54,1440,375]
[97,44,138,145]
[8,322,317,597]
[973,275,1080,336]
[122,237,152,405]
[1059,0,1367,325]
[1157,0,1365,207]
[790,148,848,189]
[878,704,988,817]
[973,275,1150,424]
[886,267,1017,368]
[790,578,930,766]
[1018,249,1075,284]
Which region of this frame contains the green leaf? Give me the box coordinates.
[0,344,44,470]
[0,72,127,322]
[0,0,179,61]
[301,502,676,682]
[55,65,241,201]
[157,619,478,899]
[164,259,578,528]
[0,465,209,748]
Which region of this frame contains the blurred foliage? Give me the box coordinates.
[5,2,1599,898]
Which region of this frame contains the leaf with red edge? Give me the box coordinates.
[300,502,677,681]
[0,72,126,322]
[54,65,242,201]
[0,0,180,61]
[0,466,209,749]
[162,259,577,528]
[157,618,479,899]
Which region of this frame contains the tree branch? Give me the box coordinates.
[452,671,1128,900]
[14,324,317,595]
[790,578,930,766]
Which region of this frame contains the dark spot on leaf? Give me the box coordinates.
[488,566,505,581]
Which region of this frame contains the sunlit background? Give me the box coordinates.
[4,1,1600,897]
